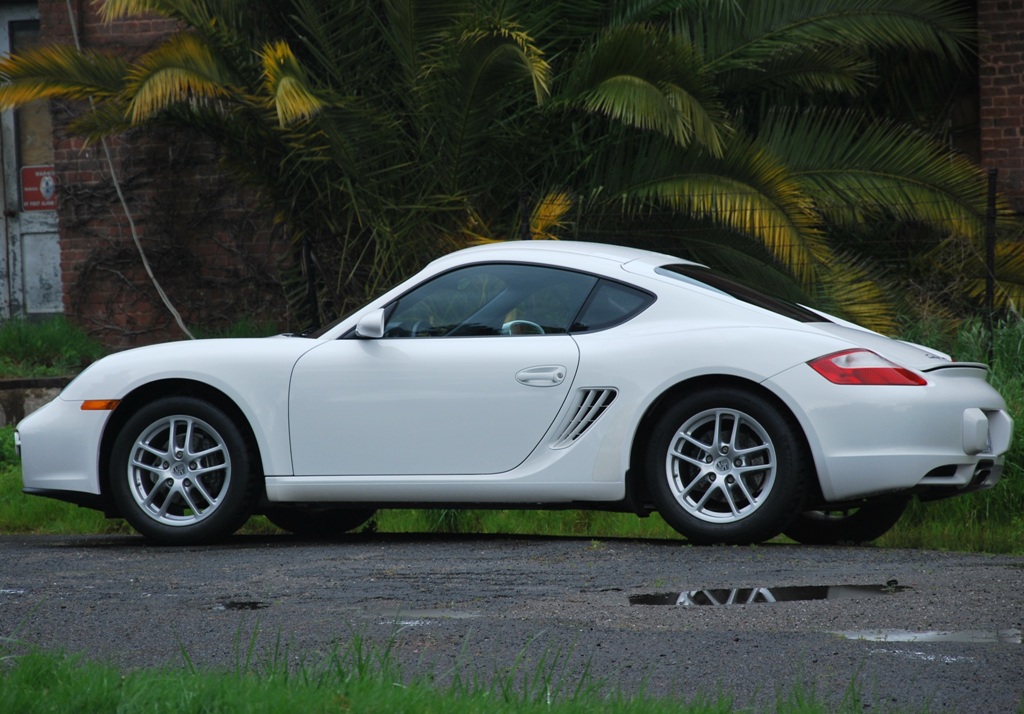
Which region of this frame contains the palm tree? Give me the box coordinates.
[541,0,1008,329]
[0,0,1010,332]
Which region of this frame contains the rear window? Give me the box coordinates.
[656,265,829,324]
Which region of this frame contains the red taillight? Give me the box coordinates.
[808,349,927,386]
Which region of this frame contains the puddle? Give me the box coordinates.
[630,584,909,607]
[835,629,1022,644]
[214,601,269,611]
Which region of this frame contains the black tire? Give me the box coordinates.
[645,387,810,545]
[783,496,909,545]
[109,396,260,545]
[264,506,376,539]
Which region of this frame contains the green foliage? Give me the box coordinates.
[0,0,1005,333]
[0,317,106,378]
[191,319,284,339]
[0,636,873,714]
[0,424,16,465]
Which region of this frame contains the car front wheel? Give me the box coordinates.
[110,396,259,545]
[646,387,809,545]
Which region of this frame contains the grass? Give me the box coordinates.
[0,632,894,714]
[0,316,282,380]
[0,317,106,379]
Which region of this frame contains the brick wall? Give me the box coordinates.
[978,0,1024,213]
[40,0,287,348]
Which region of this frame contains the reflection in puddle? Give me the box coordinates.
[630,584,909,607]
[835,629,1022,644]
[214,601,269,611]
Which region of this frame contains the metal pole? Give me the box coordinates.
[519,192,532,241]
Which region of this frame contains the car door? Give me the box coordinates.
[288,263,598,476]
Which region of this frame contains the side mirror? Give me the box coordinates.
[354,308,386,339]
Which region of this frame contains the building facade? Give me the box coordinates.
[1,0,285,347]
[979,0,1024,212]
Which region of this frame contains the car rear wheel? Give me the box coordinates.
[264,506,376,538]
[110,396,259,545]
[646,387,809,545]
[783,496,909,545]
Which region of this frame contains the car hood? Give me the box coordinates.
[809,322,968,372]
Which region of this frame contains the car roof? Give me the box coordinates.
[442,240,691,268]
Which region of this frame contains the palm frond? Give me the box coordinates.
[562,23,729,155]
[758,109,1001,238]
[98,0,227,28]
[610,0,712,27]
[814,250,899,332]
[65,101,134,139]
[621,217,817,303]
[700,0,972,72]
[259,41,323,126]
[963,240,1024,315]
[418,16,553,198]
[457,23,552,104]
[599,131,827,285]
[98,0,171,21]
[125,32,240,123]
[0,45,128,107]
[377,0,473,91]
[714,47,874,100]
[530,191,572,239]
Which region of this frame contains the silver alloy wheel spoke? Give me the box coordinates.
[665,407,777,524]
[126,414,232,528]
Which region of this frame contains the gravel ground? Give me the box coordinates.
[1,533,1022,711]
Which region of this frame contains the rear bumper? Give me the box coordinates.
[766,364,1013,502]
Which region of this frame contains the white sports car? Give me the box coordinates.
[14,241,1014,546]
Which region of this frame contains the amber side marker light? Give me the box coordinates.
[81,399,120,411]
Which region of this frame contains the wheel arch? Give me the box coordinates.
[98,379,265,517]
[625,375,822,511]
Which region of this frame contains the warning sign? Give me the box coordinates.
[21,166,57,211]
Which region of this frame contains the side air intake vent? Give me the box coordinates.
[552,389,617,449]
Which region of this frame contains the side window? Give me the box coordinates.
[384,265,504,337]
[384,263,597,337]
[571,280,654,333]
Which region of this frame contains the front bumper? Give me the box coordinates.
[15,396,108,497]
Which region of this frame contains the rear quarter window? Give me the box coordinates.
[570,280,655,333]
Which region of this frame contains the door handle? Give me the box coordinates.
[515,365,567,387]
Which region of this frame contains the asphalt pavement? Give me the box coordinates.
[1,533,1022,711]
